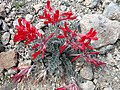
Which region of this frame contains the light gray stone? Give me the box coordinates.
[0,50,17,69]
[0,20,9,31]
[103,2,120,21]
[0,3,6,18]
[104,87,113,90]
[80,14,120,48]
[25,14,33,22]
[80,66,93,80]
[1,32,10,45]
[99,45,113,54]
[13,19,18,28]
[80,81,95,90]
[33,3,43,12]
[60,5,67,11]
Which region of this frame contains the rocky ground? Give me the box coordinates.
[0,0,120,90]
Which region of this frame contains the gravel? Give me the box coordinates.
[0,0,120,90]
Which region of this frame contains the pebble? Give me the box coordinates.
[99,45,113,54]
[9,40,14,46]
[60,5,67,11]
[1,32,10,45]
[103,2,120,21]
[80,81,95,90]
[13,19,18,28]
[25,14,33,22]
[0,50,17,69]
[18,60,31,69]
[0,3,6,18]
[1,20,9,31]
[33,3,43,12]
[80,66,93,80]
[9,29,15,34]
[104,87,113,90]
[35,22,45,29]
[7,68,18,75]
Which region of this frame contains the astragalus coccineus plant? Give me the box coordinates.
[11,0,105,89]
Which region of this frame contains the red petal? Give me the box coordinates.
[87,45,93,50]
[45,0,52,11]
[45,33,54,43]
[61,11,72,16]
[39,15,45,19]
[60,44,67,54]
[53,10,59,22]
[86,28,93,35]
[88,52,99,55]
[91,60,99,67]
[55,87,66,90]
[44,20,51,24]
[72,55,81,62]
[32,50,41,60]
[32,44,39,49]
[67,16,76,20]
[18,18,22,26]
[57,35,65,38]
[24,39,31,45]
[64,22,71,32]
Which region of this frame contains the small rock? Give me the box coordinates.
[33,3,43,12]
[7,68,18,75]
[0,20,9,31]
[9,29,15,34]
[99,45,113,54]
[80,66,93,80]
[0,50,17,69]
[25,14,33,22]
[1,32,10,45]
[84,0,92,6]
[0,3,6,18]
[107,53,117,65]
[103,2,120,21]
[18,60,31,69]
[60,5,67,11]
[38,29,45,35]
[93,79,98,84]
[80,14,120,48]
[78,0,83,3]
[13,19,18,28]
[88,0,101,9]
[104,87,113,90]
[0,45,5,53]
[9,40,14,46]
[35,22,45,29]
[76,16,82,20]
[5,17,11,22]
[80,81,95,90]
[2,20,9,31]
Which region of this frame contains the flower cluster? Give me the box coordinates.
[56,22,105,67]
[39,0,76,24]
[14,18,42,45]
[12,0,105,85]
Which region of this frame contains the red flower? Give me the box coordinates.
[38,0,76,24]
[72,51,105,67]
[55,87,66,90]
[32,33,54,59]
[10,67,31,83]
[14,18,42,45]
[78,28,98,51]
